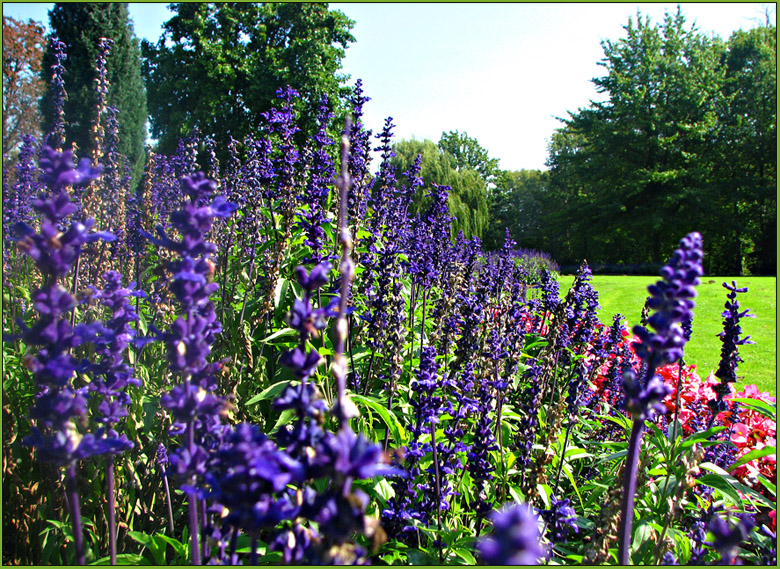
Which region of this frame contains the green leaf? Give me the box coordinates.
[757,474,777,497]
[727,446,776,472]
[245,380,291,406]
[127,530,153,546]
[678,426,727,450]
[698,462,776,508]
[270,409,296,435]
[597,449,628,464]
[260,327,297,344]
[452,548,476,564]
[729,398,777,420]
[695,474,743,506]
[90,553,145,565]
[351,393,406,444]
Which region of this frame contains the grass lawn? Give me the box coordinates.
[560,274,777,397]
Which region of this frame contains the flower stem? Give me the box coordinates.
[429,418,443,563]
[186,420,201,565]
[617,419,646,565]
[65,464,86,565]
[162,468,175,535]
[107,456,117,565]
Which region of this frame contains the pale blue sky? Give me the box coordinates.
[3,2,775,171]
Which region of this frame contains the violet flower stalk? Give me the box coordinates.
[142,171,236,565]
[707,281,754,428]
[46,37,68,150]
[476,503,546,565]
[12,146,108,565]
[617,231,703,565]
[329,117,356,428]
[82,270,145,563]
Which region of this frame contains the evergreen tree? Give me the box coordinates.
[40,2,147,186]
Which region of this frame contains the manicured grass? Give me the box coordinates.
[560,274,777,397]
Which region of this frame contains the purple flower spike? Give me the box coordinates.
[477,503,546,565]
[180,171,217,202]
[625,232,703,419]
[38,145,102,191]
[541,495,579,543]
[708,513,755,565]
[295,262,332,293]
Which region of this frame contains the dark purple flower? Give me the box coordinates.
[38,145,102,192]
[477,503,546,565]
[708,513,755,565]
[708,281,755,421]
[540,495,579,543]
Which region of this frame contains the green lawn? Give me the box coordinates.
[560,274,777,396]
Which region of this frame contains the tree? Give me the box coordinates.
[3,16,46,157]
[391,138,489,239]
[437,130,500,185]
[547,8,730,269]
[141,2,355,157]
[483,169,549,251]
[713,24,777,274]
[40,2,148,185]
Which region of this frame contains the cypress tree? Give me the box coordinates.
[40,2,147,187]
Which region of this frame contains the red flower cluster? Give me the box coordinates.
[591,334,776,495]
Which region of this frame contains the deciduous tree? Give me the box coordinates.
[3,16,46,156]
[391,138,489,238]
[141,2,355,157]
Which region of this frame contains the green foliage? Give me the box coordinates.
[40,2,148,187]
[543,9,776,274]
[484,169,549,250]
[391,138,489,238]
[437,129,500,184]
[141,2,355,158]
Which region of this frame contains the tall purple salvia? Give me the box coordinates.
[707,281,755,427]
[476,503,546,565]
[617,231,703,564]
[345,79,373,229]
[82,270,145,563]
[298,96,336,263]
[5,134,41,241]
[46,38,68,150]
[91,38,113,166]
[263,86,301,206]
[143,171,237,564]
[12,146,108,564]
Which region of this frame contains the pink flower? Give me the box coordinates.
[730,423,751,447]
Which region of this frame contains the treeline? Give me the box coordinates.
[496,10,776,275]
[389,10,776,275]
[3,5,776,274]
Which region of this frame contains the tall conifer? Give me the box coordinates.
[40,2,147,187]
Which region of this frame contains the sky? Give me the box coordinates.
[3,2,775,172]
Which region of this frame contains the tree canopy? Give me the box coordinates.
[390,138,490,239]
[437,130,501,184]
[543,9,776,274]
[3,16,46,157]
[40,2,148,185]
[141,2,355,157]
